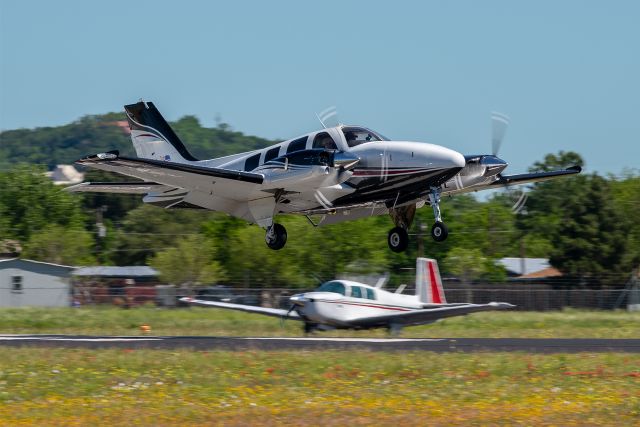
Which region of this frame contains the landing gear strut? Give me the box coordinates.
[429,187,448,242]
[265,223,287,250]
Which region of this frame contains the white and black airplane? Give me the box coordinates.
[180,258,514,334]
[67,101,581,251]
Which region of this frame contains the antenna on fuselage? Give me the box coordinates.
[394,284,407,294]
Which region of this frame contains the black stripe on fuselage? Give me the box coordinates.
[330,166,461,207]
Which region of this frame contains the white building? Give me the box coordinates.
[0,259,74,307]
[45,164,84,185]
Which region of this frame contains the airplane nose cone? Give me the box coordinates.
[450,150,466,169]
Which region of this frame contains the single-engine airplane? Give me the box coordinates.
[180,258,514,334]
[67,101,581,251]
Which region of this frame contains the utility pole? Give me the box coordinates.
[416,219,425,258]
[96,205,107,264]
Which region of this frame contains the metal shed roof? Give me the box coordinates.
[72,266,159,277]
[498,258,550,276]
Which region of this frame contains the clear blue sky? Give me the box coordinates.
[1,0,639,175]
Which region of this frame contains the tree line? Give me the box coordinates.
[0,113,638,288]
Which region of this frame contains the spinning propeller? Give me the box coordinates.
[490,111,528,214]
[491,111,510,157]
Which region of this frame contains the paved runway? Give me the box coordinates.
[1,334,639,353]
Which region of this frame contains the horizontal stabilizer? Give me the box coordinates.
[65,181,173,194]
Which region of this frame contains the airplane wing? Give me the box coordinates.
[179,297,302,320]
[444,166,582,196]
[489,166,582,188]
[349,302,515,328]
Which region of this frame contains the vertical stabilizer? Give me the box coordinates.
[416,257,447,304]
[124,101,199,163]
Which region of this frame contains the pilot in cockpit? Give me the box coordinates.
[344,131,357,144]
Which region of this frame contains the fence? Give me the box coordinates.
[67,284,637,311]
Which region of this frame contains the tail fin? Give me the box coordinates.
[416,257,447,304]
[124,101,199,163]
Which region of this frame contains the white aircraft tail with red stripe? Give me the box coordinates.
[416,257,447,304]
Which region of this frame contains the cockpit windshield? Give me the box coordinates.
[316,281,346,295]
[341,127,389,147]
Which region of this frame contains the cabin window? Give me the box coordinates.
[342,127,388,147]
[351,286,362,299]
[312,132,337,150]
[286,137,308,154]
[11,276,23,293]
[264,147,280,163]
[366,288,376,300]
[244,153,260,171]
[316,281,346,296]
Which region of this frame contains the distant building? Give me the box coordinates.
[0,240,22,259]
[108,120,131,135]
[0,258,74,307]
[498,257,562,279]
[72,266,160,306]
[46,164,84,185]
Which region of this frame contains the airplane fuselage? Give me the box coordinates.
[290,280,433,330]
[70,101,581,252]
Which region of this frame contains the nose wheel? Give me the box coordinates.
[265,223,287,250]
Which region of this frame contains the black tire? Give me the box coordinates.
[265,223,287,250]
[431,221,448,242]
[387,227,409,252]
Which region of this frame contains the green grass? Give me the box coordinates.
[0,306,639,338]
[0,348,639,425]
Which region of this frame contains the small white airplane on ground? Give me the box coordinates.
[68,101,581,252]
[180,258,514,334]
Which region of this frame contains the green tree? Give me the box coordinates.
[610,170,640,270]
[149,235,226,286]
[550,174,630,286]
[22,225,96,265]
[443,247,488,284]
[516,151,586,259]
[0,165,87,242]
[109,205,218,265]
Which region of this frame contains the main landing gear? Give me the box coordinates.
[387,187,449,252]
[388,227,409,253]
[265,223,287,250]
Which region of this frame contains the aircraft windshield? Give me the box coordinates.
[316,281,346,295]
[342,127,389,147]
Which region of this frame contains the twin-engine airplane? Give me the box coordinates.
[180,258,514,334]
[67,101,581,252]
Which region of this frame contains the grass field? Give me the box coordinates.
[0,348,639,425]
[0,306,639,338]
[1,308,639,425]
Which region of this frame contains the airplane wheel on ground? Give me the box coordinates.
[265,223,287,250]
[431,221,448,242]
[387,227,409,252]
